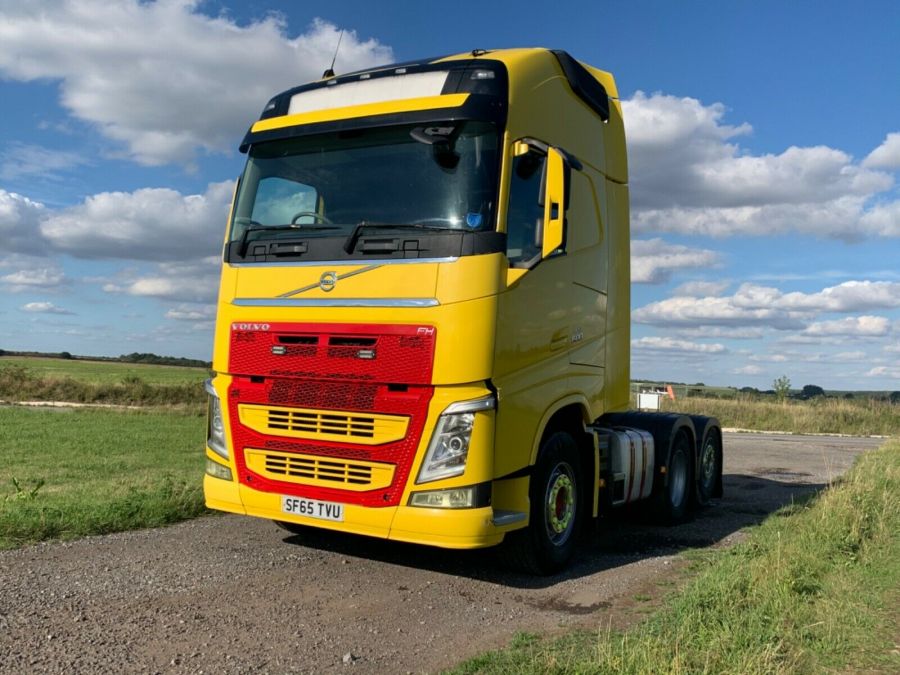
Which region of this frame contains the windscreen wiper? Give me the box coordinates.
[343,221,452,254]
[238,223,339,257]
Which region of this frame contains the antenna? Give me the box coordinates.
[322,29,344,78]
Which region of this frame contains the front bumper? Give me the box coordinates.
[204,472,520,549]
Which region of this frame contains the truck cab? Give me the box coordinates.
[204,48,722,574]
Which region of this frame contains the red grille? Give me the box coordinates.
[229,378,432,507]
[268,380,379,410]
[226,323,437,508]
[228,322,436,384]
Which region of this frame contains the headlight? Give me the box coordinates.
[416,395,494,483]
[205,379,228,459]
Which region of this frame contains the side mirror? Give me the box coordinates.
[541,147,567,258]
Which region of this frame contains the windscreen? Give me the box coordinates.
[229,121,500,259]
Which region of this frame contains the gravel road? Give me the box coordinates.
[0,432,883,674]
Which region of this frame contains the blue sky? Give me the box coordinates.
[1,0,898,390]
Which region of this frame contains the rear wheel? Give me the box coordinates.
[657,429,693,523]
[695,428,721,506]
[502,431,583,575]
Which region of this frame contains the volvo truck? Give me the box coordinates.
[203,48,723,574]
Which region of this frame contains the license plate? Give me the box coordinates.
[281,495,344,522]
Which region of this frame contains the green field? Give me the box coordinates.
[661,395,899,437]
[0,356,208,385]
[452,440,900,674]
[0,406,208,549]
[0,359,206,407]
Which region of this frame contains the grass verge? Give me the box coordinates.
[0,405,208,549]
[0,355,208,385]
[451,440,900,674]
[662,395,899,436]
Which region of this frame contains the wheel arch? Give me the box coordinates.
[528,395,593,466]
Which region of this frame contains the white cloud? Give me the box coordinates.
[671,280,731,297]
[624,92,897,240]
[0,266,66,290]
[733,365,762,375]
[831,351,868,363]
[802,316,891,337]
[675,326,764,340]
[0,3,392,165]
[632,336,726,354]
[634,280,900,330]
[623,92,751,212]
[749,353,789,363]
[0,142,87,180]
[165,304,216,321]
[866,365,900,379]
[21,301,73,314]
[631,238,720,284]
[858,200,900,237]
[633,295,806,330]
[41,181,234,261]
[863,132,900,170]
[0,189,46,255]
[773,281,900,313]
[103,257,220,303]
[633,197,886,241]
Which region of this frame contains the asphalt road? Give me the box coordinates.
[0,432,883,674]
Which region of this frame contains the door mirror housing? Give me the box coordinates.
[541,147,568,258]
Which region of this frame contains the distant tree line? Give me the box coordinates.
[634,376,899,404]
[118,352,210,368]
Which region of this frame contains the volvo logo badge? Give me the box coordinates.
[319,271,337,292]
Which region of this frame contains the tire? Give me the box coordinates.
[695,427,721,506]
[502,431,583,575]
[273,520,307,536]
[656,429,693,524]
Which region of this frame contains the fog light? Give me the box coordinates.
[206,458,232,481]
[408,483,490,509]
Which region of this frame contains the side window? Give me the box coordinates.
[506,149,546,267]
[251,177,318,225]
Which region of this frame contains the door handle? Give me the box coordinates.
[550,328,569,351]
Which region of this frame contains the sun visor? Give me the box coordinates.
[287,71,450,115]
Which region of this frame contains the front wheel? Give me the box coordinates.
[502,432,583,575]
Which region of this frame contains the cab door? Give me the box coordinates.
[493,141,576,477]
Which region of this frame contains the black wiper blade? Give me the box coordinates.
[238,223,339,257]
[343,221,452,254]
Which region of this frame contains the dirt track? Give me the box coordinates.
[0,432,882,674]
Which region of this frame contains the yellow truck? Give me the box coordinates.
[204,48,723,573]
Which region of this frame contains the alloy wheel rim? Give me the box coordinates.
[545,462,576,546]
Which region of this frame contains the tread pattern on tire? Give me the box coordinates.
[500,431,583,575]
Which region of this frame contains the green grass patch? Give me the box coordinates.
[661,395,899,436]
[0,355,208,385]
[450,440,900,674]
[0,406,208,549]
[0,361,205,407]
